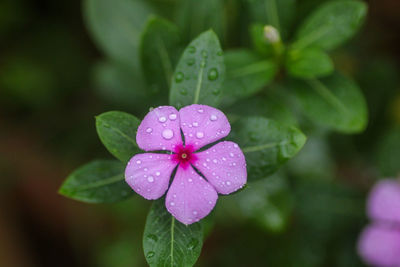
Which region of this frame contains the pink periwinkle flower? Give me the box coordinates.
[358,179,400,267]
[124,104,247,224]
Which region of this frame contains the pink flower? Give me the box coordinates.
[125,104,247,224]
[358,180,400,267]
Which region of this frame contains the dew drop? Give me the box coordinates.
[146,251,155,258]
[198,109,204,113]
[212,88,220,95]
[193,122,199,127]
[147,176,154,183]
[169,113,177,120]
[210,114,217,121]
[188,178,193,182]
[162,129,174,140]
[234,144,238,148]
[213,159,217,163]
[186,58,195,66]
[207,68,218,81]
[201,50,208,58]
[193,210,198,215]
[136,160,141,164]
[196,132,204,139]
[146,127,153,133]
[180,88,188,95]
[217,51,223,56]
[159,116,167,123]
[230,152,234,157]
[155,171,161,176]
[147,234,158,243]
[175,72,184,83]
[170,202,175,206]
[226,181,231,186]
[188,46,196,53]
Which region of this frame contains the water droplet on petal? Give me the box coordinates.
[146,127,153,133]
[148,176,154,183]
[193,122,199,127]
[198,109,204,113]
[155,171,160,176]
[210,115,217,121]
[230,152,234,157]
[162,129,174,139]
[208,68,218,81]
[175,72,184,83]
[196,132,204,139]
[193,210,198,215]
[213,159,217,163]
[159,116,167,123]
[234,144,238,148]
[169,113,177,120]
[136,160,141,164]
[170,202,175,206]
[226,181,231,186]
[188,178,193,182]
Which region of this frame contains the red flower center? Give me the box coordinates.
[172,144,197,169]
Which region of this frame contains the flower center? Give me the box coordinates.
[172,144,197,169]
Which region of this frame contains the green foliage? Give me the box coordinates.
[59,160,133,203]
[246,0,296,39]
[92,61,149,111]
[175,0,225,43]
[292,1,367,51]
[169,30,225,108]
[230,117,306,181]
[143,199,203,267]
[291,72,368,133]
[222,49,277,105]
[234,174,293,233]
[377,127,400,177]
[84,0,152,67]
[140,16,182,98]
[96,111,141,163]
[286,48,334,79]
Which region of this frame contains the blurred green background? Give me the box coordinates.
[0,0,399,266]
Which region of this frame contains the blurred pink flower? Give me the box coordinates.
[358,180,400,267]
[125,104,247,224]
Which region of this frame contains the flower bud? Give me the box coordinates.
[263,25,281,44]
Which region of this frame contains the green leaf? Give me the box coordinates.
[286,48,334,79]
[143,199,203,267]
[246,0,296,39]
[225,90,297,127]
[292,0,367,51]
[291,72,368,133]
[84,0,152,67]
[175,0,225,43]
[96,111,141,162]
[234,174,293,233]
[140,16,182,98]
[221,49,277,106]
[92,61,149,112]
[169,30,225,108]
[230,117,307,181]
[59,160,132,203]
[377,127,400,177]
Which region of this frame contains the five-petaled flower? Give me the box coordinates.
[358,179,400,267]
[125,104,247,224]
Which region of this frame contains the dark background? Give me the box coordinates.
[0,0,399,266]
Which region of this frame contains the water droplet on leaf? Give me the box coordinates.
[175,72,184,83]
[146,251,155,258]
[180,88,187,95]
[208,68,218,81]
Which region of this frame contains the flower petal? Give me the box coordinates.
[367,179,400,223]
[136,106,182,151]
[179,104,230,150]
[165,166,218,225]
[194,141,247,194]
[358,224,400,267]
[125,153,177,200]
